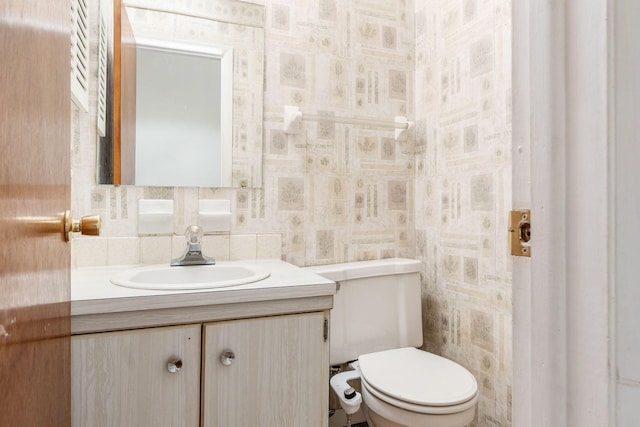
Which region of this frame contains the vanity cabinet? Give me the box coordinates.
[202,312,328,426]
[71,312,329,427]
[71,324,201,427]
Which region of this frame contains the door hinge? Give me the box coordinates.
[508,209,531,257]
[323,318,329,342]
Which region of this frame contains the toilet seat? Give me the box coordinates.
[358,347,478,415]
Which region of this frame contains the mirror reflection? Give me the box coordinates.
[135,40,231,187]
[96,0,265,188]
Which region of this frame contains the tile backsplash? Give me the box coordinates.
[71,233,283,268]
[71,0,512,426]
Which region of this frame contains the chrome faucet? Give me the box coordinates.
[171,225,215,266]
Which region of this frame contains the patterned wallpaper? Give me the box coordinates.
[414,0,512,425]
[72,0,512,425]
[262,0,417,266]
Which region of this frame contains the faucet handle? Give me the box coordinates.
[171,225,215,266]
[184,225,204,243]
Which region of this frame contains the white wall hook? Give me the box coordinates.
[283,105,303,134]
[394,116,414,141]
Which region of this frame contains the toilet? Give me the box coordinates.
[306,258,478,427]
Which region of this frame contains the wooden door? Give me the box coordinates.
[202,313,329,427]
[0,1,72,427]
[71,325,201,427]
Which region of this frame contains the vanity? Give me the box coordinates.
[70,1,323,424]
[71,260,335,427]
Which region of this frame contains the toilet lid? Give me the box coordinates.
[358,347,477,407]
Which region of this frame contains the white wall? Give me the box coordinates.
[565,1,610,425]
[515,0,640,425]
[513,0,612,425]
[612,0,640,424]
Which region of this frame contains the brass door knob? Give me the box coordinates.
[64,210,101,241]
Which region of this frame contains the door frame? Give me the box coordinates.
[512,1,612,425]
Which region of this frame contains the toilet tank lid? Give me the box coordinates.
[304,258,421,282]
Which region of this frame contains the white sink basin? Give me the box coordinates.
[110,264,270,291]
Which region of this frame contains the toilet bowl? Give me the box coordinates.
[358,348,477,427]
[306,259,479,427]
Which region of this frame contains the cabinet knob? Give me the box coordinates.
[167,359,183,373]
[220,350,235,366]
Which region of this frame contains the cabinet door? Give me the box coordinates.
[72,324,200,427]
[203,312,329,427]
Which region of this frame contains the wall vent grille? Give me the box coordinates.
[97,12,108,137]
[71,0,89,111]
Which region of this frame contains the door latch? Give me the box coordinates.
[508,209,531,257]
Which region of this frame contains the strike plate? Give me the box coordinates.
[508,209,531,257]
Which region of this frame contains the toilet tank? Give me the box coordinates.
[306,258,423,366]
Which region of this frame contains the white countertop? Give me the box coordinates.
[71,259,336,317]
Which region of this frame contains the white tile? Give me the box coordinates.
[176,188,200,233]
[171,235,187,259]
[257,234,282,259]
[72,237,108,268]
[107,237,140,266]
[202,235,230,261]
[230,234,257,260]
[140,236,172,265]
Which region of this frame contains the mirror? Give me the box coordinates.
[134,40,232,187]
[96,0,265,188]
